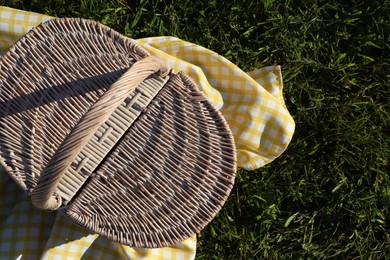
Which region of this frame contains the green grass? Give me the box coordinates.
[2,0,390,258]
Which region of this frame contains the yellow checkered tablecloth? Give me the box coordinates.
[0,6,295,259]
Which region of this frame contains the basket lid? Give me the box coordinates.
[0,18,237,248]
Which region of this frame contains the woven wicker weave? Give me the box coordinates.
[0,18,237,248]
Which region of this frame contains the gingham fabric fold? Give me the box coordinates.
[0,6,295,259]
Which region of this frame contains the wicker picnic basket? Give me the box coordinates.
[0,18,237,248]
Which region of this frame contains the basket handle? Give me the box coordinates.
[31,56,170,211]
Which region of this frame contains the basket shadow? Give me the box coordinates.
[0,69,126,118]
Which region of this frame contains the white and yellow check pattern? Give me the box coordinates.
[0,6,295,259]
